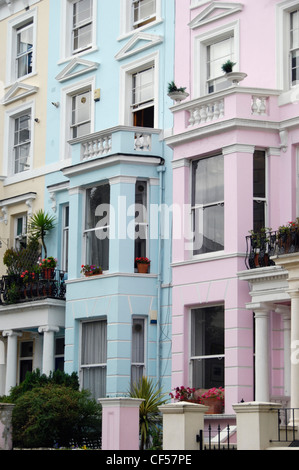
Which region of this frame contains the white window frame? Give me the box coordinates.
[14,213,27,250]
[277,0,299,104]
[131,316,147,387]
[60,0,97,62]
[253,149,268,232]
[135,180,149,263]
[119,0,162,37]
[19,340,33,384]
[6,8,37,85]
[61,205,69,272]
[4,101,35,178]
[191,154,224,258]
[60,76,95,159]
[194,21,239,98]
[120,53,159,127]
[83,182,110,272]
[189,305,225,390]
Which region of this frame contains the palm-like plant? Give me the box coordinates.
[28,210,56,258]
[129,376,168,450]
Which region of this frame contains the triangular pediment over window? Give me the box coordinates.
[189,2,243,29]
[55,58,99,82]
[115,32,163,60]
[2,82,38,105]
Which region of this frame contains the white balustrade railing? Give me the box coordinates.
[82,134,112,161]
[134,132,152,151]
[251,95,268,115]
[188,99,224,126]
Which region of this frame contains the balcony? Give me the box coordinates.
[0,269,66,306]
[68,125,163,166]
[166,85,286,146]
[245,222,299,270]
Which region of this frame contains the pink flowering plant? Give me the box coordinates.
[39,256,57,269]
[81,264,102,275]
[135,257,150,265]
[200,387,224,401]
[169,386,200,403]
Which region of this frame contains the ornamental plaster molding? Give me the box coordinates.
[189,2,244,29]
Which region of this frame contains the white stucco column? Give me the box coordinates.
[253,304,270,402]
[287,289,299,422]
[2,330,22,395]
[276,306,291,398]
[38,326,59,376]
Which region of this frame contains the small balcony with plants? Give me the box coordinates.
[0,210,66,306]
[245,219,299,270]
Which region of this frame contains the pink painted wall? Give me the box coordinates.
[170,0,299,414]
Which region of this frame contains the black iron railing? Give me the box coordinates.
[270,408,299,446]
[245,227,299,269]
[196,424,236,450]
[0,269,66,305]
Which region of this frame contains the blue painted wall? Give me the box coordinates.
[44,0,174,397]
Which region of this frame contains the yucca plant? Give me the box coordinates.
[129,376,168,450]
[28,210,56,258]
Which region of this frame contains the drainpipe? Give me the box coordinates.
[156,164,165,389]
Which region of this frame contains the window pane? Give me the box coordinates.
[207,37,234,80]
[81,320,107,365]
[132,319,144,363]
[71,90,91,138]
[253,151,265,199]
[73,0,92,52]
[16,23,33,77]
[82,366,106,399]
[133,68,154,106]
[192,155,224,206]
[193,204,224,255]
[133,0,156,25]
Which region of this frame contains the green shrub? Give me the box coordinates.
[12,383,102,449]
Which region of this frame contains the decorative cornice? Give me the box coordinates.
[55,58,99,83]
[115,32,163,60]
[2,82,38,105]
[189,2,244,29]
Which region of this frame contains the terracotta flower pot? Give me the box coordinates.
[42,267,55,280]
[201,397,224,414]
[137,263,149,273]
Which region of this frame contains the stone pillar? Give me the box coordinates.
[0,403,15,450]
[276,306,291,397]
[38,326,59,376]
[288,289,299,422]
[253,304,270,402]
[2,330,22,395]
[233,402,281,450]
[99,397,144,450]
[159,402,208,450]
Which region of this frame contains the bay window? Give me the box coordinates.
[192,155,224,255]
[131,318,145,387]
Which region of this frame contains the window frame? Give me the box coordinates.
[131,317,146,388]
[189,304,225,390]
[61,77,95,159]
[277,1,299,103]
[191,154,225,257]
[6,9,37,85]
[120,53,159,127]
[83,182,110,272]
[80,319,107,399]
[61,205,69,272]
[134,180,149,265]
[194,21,239,98]
[13,213,28,250]
[120,0,161,37]
[4,101,35,178]
[253,149,268,233]
[60,0,97,61]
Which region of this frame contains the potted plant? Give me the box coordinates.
[221,60,247,85]
[169,386,200,403]
[277,218,299,254]
[81,264,103,276]
[167,81,189,103]
[248,227,272,267]
[28,209,56,259]
[39,256,57,279]
[135,257,150,274]
[198,387,224,414]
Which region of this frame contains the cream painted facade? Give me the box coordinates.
[0,0,49,274]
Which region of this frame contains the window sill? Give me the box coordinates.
[66,272,158,284]
[278,86,299,106]
[171,251,246,267]
[57,46,99,66]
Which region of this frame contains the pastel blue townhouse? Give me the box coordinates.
[42,0,175,399]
